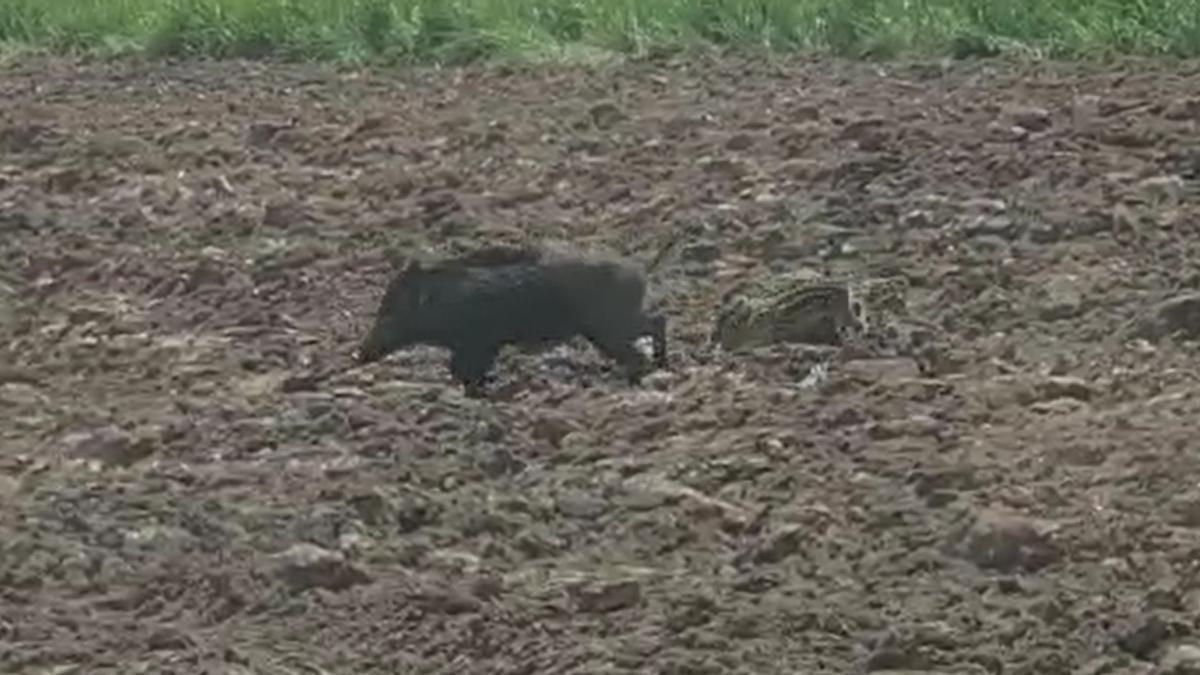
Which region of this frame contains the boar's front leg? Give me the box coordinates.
[642,311,668,369]
[449,344,499,398]
[584,329,652,386]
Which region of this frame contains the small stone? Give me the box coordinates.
[628,417,671,443]
[681,241,721,263]
[412,584,482,615]
[1030,398,1090,416]
[146,626,194,651]
[946,510,1059,573]
[662,113,708,136]
[1135,293,1200,341]
[338,531,370,555]
[395,495,437,534]
[0,475,19,502]
[617,485,669,511]
[839,117,886,143]
[731,570,781,593]
[530,414,579,449]
[791,105,820,122]
[964,234,1010,258]
[457,509,518,538]
[0,382,43,408]
[963,198,1008,215]
[622,474,754,530]
[841,358,922,383]
[1055,442,1109,467]
[556,492,607,520]
[0,365,37,386]
[699,156,750,178]
[910,471,978,501]
[1160,644,1200,675]
[589,101,624,129]
[868,414,944,441]
[1117,614,1169,659]
[642,370,674,392]
[1111,203,1146,233]
[975,375,1038,409]
[665,593,718,632]
[1170,493,1200,527]
[570,579,642,613]
[722,612,764,640]
[1039,274,1085,321]
[1070,95,1102,128]
[748,525,805,565]
[1011,106,1052,132]
[961,214,1019,238]
[1036,376,1095,402]
[986,121,1027,142]
[475,446,524,478]
[1028,220,1063,244]
[269,543,371,592]
[280,371,323,393]
[725,134,754,151]
[1076,656,1148,675]
[856,130,889,152]
[514,528,563,558]
[1164,98,1200,120]
[1148,586,1183,611]
[899,209,933,229]
[347,490,393,526]
[1102,127,1159,148]
[246,121,290,147]
[1136,175,1185,206]
[863,631,931,672]
[426,549,482,575]
[995,577,1022,594]
[469,573,504,600]
[62,425,157,468]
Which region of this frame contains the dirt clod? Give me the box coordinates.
[61,425,156,467]
[947,510,1059,573]
[1160,644,1200,675]
[745,524,806,565]
[1011,106,1053,132]
[1136,293,1200,341]
[269,543,372,592]
[570,579,643,613]
[1117,614,1171,659]
[1039,274,1086,321]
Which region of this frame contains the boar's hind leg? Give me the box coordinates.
[449,345,499,398]
[584,329,652,385]
[643,312,668,368]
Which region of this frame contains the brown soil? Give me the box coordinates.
[4,53,1200,674]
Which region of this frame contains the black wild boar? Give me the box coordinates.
[355,245,668,396]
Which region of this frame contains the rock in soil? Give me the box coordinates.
[269,544,372,592]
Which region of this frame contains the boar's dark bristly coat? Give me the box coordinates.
[355,246,667,396]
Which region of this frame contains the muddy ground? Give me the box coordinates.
[3,53,1200,674]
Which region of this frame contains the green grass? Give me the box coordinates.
[1,0,1198,64]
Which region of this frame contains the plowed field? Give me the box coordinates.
[4,55,1200,674]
